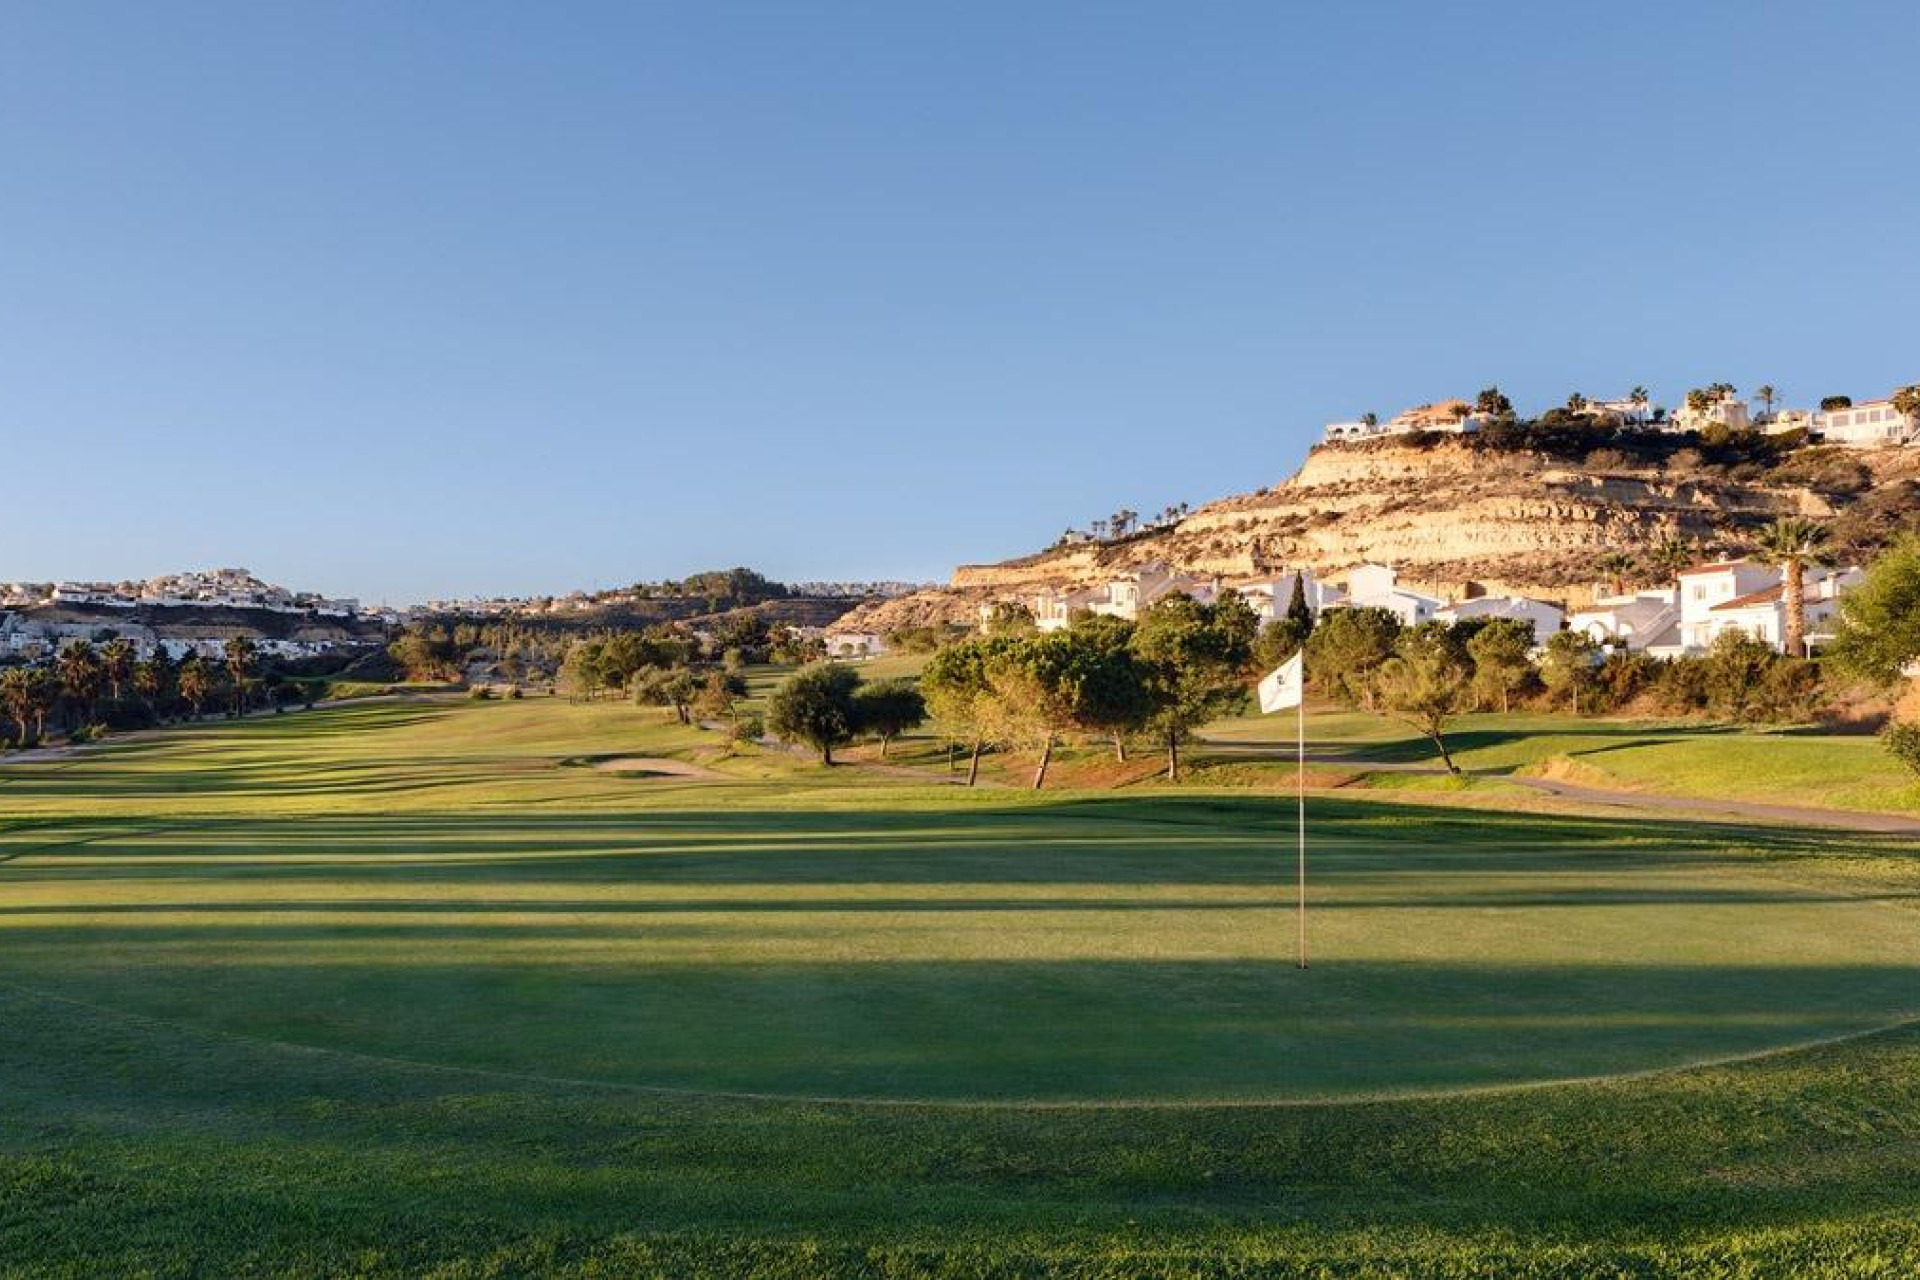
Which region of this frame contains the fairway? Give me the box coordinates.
[4,699,1918,1105]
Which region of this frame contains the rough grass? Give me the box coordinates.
[5,698,1920,1273]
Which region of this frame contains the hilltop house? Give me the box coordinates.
[1583,396,1657,428]
[1324,398,1486,444]
[1436,595,1566,645]
[1671,392,1751,434]
[1818,396,1918,448]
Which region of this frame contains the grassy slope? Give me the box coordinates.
[1201,707,1920,813]
[6,700,1920,1273]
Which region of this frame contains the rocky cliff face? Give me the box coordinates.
[839,438,1920,634]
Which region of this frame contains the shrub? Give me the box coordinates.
[506,684,523,699]
[469,685,494,700]
[1884,722,1920,777]
[732,713,765,743]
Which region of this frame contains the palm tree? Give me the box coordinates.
[1595,552,1638,598]
[1647,536,1695,582]
[224,636,257,716]
[55,641,103,727]
[178,658,212,720]
[99,637,135,703]
[1753,518,1832,657]
[0,667,35,745]
[133,655,171,712]
[1753,384,1778,423]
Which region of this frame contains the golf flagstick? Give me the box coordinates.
[1257,651,1308,970]
[1296,676,1307,970]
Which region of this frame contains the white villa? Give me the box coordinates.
[1325,399,1486,444]
[1569,589,1680,654]
[823,631,887,659]
[1220,570,1341,623]
[1671,392,1750,434]
[1436,595,1566,644]
[1818,397,1918,448]
[1584,396,1657,428]
[1326,564,1444,627]
[1675,559,1863,655]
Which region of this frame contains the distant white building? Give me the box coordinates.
[1674,559,1862,654]
[1437,595,1566,645]
[1671,392,1750,434]
[1568,589,1679,654]
[1818,397,1918,448]
[1324,398,1487,444]
[1221,570,1341,623]
[1585,396,1657,428]
[1327,564,1443,627]
[823,631,886,659]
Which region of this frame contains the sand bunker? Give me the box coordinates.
[585,757,720,779]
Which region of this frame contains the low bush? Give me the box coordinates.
[1883,722,1920,777]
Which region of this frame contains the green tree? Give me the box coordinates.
[692,669,749,724]
[982,600,1037,637]
[177,658,214,719]
[851,678,926,759]
[55,641,103,726]
[1752,518,1832,658]
[1595,552,1638,598]
[1646,536,1695,581]
[559,639,606,701]
[1829,536,1920,686]
[1371,623,1476,773]
[0,667,40,744]
[1539,630,1600,714]
[1066,612,1151,761]
[981,635,1086,788]
[132,654,172,710]
[921,637,1020,786]
[99,637,136,703]
[1128,593,1257,781]
[1284,573,1315,635]
[223,636,257,716]
[1466,617,1536,714]
[1882,722,1920,778]
[1893,385,1920,421]
[1474,386,1514,420]
[767,663,863,764]
[1303,607,1401,711]
[1701,630,1792,721]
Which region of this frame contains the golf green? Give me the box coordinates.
[4,699,1916,1104]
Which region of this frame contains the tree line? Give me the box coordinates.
[0,635,305,748]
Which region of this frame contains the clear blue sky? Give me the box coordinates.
[4,2,1915,603]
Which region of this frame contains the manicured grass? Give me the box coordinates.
[5,698,1920,1272]
[1203,705,1920,814]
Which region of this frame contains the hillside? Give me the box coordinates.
[841,434,1920,632]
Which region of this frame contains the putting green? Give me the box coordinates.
[3,700,1918,1104]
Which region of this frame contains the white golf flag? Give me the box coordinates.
[1258,652,1304,713]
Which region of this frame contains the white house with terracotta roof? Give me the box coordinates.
[1675,559,1862,654]
[1325,399,1489,444]
[1818,397,1918,448]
